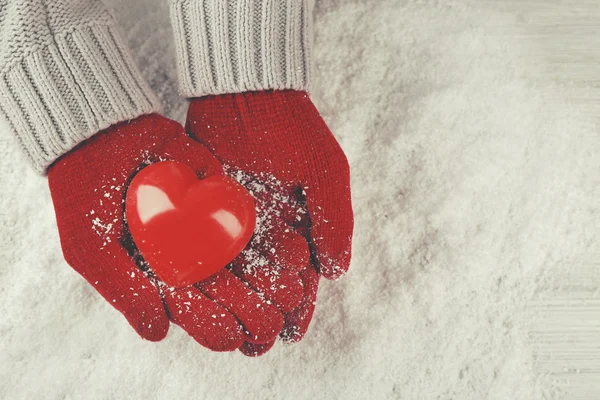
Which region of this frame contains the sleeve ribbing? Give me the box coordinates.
[0,1,161,173]
[169,0,313,97]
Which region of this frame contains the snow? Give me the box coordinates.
[1,1,599,399]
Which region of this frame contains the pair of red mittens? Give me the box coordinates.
[49,91,353,356]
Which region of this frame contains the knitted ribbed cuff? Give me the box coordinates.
[0,24,161,174]
[170,0,312,97]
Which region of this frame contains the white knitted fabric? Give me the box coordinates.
[0,0,313,172]
[0,1,161,173]
[169,0,313,97]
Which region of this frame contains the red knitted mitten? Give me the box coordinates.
[48,114,309,352]
[186,90,354,347]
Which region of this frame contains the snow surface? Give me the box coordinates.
[1,1,599,399]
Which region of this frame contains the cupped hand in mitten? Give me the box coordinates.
[48,114,309,352]
[186,90,354,347]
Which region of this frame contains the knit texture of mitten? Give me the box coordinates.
[0,0,160,173]
[169,0,313,96]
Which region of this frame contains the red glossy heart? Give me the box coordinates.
[125,161,256,288]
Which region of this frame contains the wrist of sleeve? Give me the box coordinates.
[0,24,161,174]
[170,0,312,97]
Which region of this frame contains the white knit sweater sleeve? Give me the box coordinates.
[0,1,161,173]
[169,0,313,97]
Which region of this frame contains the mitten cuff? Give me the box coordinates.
[0,24,161,174]
[170,0,312,97]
